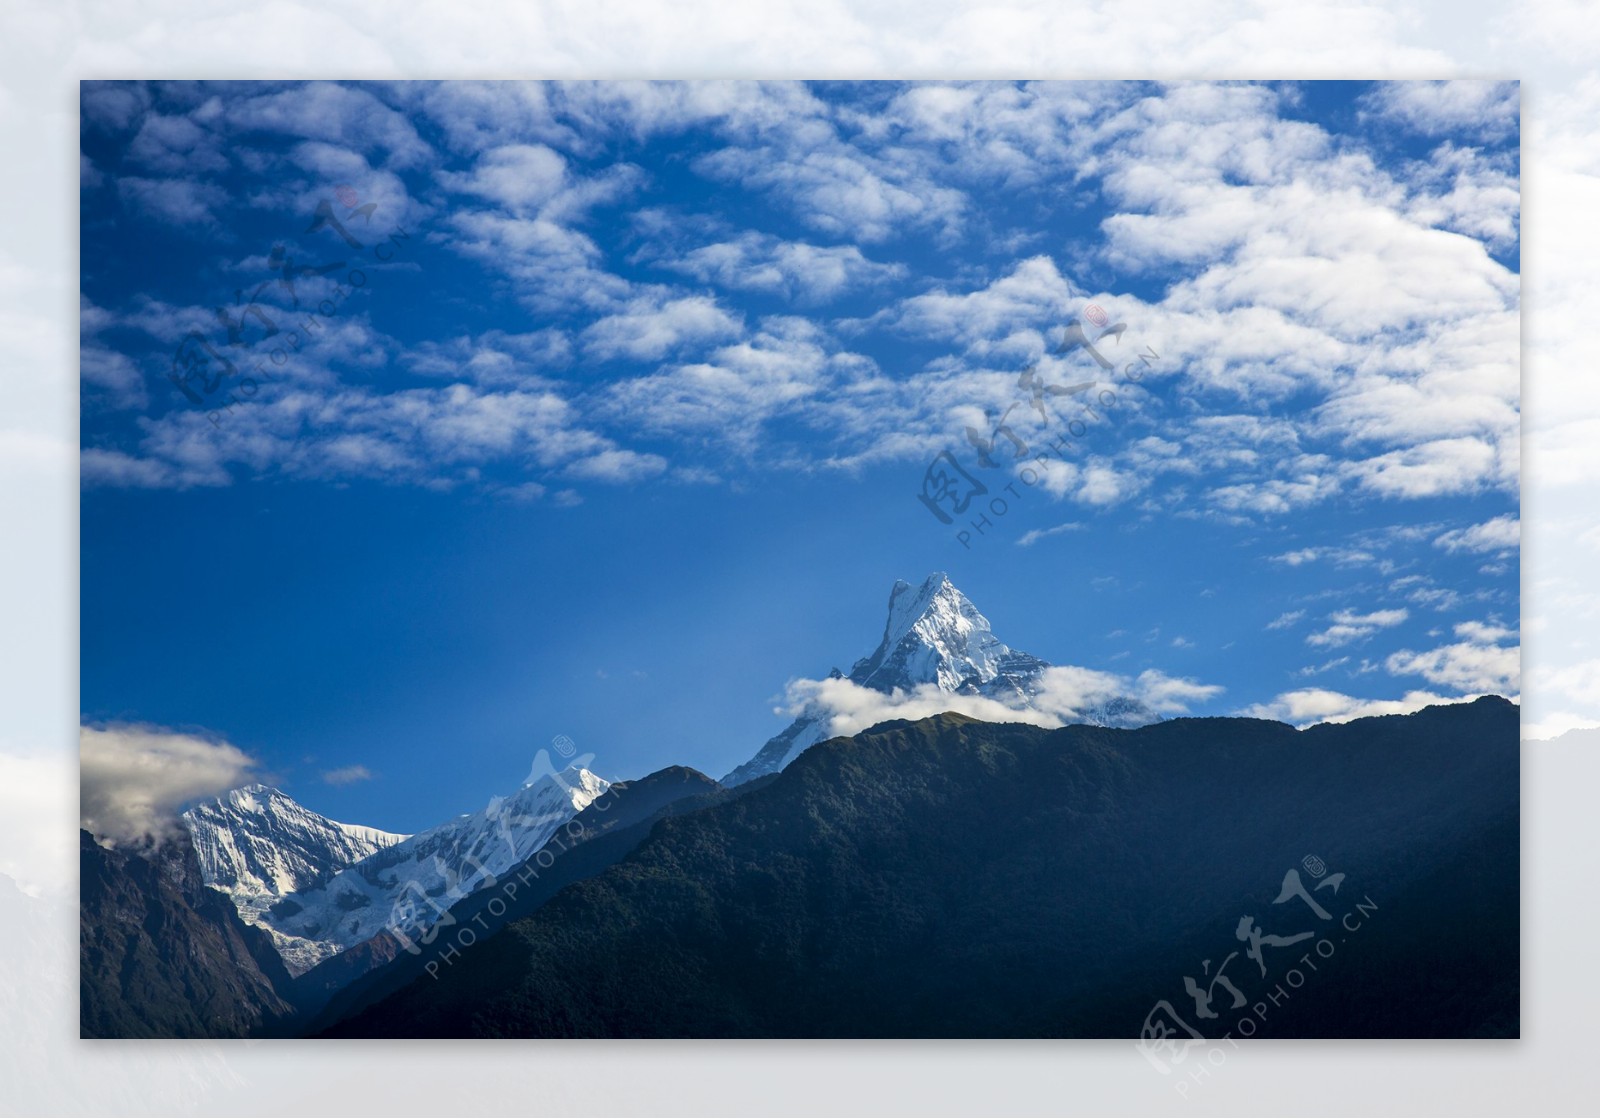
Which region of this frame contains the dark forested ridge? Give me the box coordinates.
[323,697,1519,1038]
[79,830,298,1039]
[295,765,726,1031]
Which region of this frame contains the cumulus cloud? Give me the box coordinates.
[321,764,373,786]
[564,448,669,482]
[80,723,258,845]
[83,80,1520,517]
[781,663,1222,741]
[1306,608,1409,648]
[878,255,1077,354]
[1385,620,1520,693]
[115,176,228,228]
[1239,688,1490,728]
[599,318,867,453]
[439,142,643,221]
[1434,514,1520,554]
[653,231,905,304]
[697,134,966,243]
[581,294,742,362]
[1271,546,1378,568]
[1362,80,1519,140]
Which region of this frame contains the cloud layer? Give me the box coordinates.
[79,723,258,845]
[782,663,1223,741]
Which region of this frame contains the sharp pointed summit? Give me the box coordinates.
[853,572,1042,696]
[721,573,1149,786]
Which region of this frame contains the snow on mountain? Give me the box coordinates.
[722,572,1156,785]
[183,784,408,929]
[250,766,608,974]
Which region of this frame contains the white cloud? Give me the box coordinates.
[80,345,145,410]
[82,357,673,495]
[1386,641,1519,694]
[403,329,573,388]
[1362,80,1519,140]
[79,723,258,845]
[321,764,373,786]
[877,255,1077,354]
[1270,546,1377,567]
[697,136,966,244]
[125,111,227,175]
[601,317,876,455]
[581,294,742,362]
[115,176,227,227]
[1266,610,1306,630]
[1345,436,1504,499]
[1306,607,1409,648]
[1296,656,1351,677]
[1240,688,1489,727]
[1072,82,1518,516]
[439,142,565,211]
[1455,619,1517,644]
[226,81,433,168]
[81,81,1521,520]
[782,662,1221,741]
[1435,514,1520,554]
[564,448,669,482]
[440,142,643,221]
[1016,521,1083,547]
[1385,618,1519,693]
[654,231,905,304]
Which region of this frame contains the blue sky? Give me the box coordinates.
[79,80,1520,834]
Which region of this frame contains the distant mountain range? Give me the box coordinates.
[183,571,1153,975]
[185,769,609,974]
[81,574,1520,1038]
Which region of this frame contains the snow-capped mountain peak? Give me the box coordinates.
[243,765,610,974]
[853,572,1015,693]
[722,573,1151,785]
[183,785,409,924]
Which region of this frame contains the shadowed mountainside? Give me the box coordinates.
[79,829,298,1039]
[295,765,728,1030]
[323,697,1519,1038]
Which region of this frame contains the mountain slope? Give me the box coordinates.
[79,830,298,1039]
[299,765,726,1031]
[722,572,1152,785]
[183,784,407,914]
[181,784,409,973]
[257,765,609,973]
[328,697,1518,1039]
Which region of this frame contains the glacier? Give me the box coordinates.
[185,767,607,975]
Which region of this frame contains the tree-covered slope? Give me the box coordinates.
[326,698,1518,1038]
